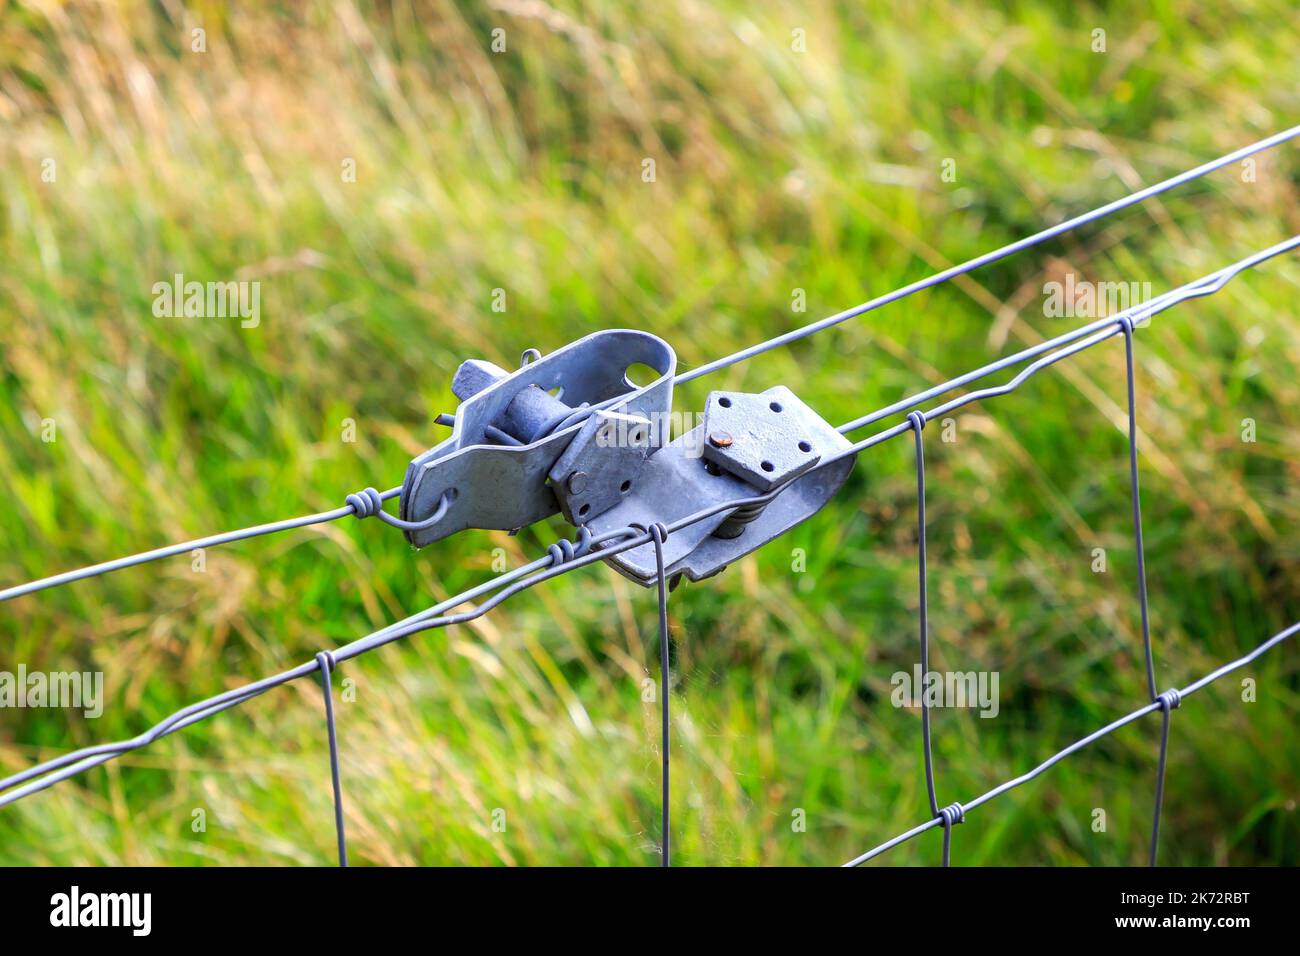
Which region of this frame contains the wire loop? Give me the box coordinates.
[346,487,453,532]
[548,527,594,566]
[344,487,385,519]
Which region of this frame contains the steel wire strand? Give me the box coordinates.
[440,131,1300,441]
[679,126,1300,384]
[0,486,403,603]
[835,234,1300,435]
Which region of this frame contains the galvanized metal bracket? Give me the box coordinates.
[399,329,675,547]
[400,333,849,587]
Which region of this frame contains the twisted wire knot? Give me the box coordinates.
[1116,314,1135,335]
[1156,688,1182,712]
[937,802,965,828]
[345,487,385,519]
[315,650,337,673]
[548,527,594,566]
[345,487,453,531]
[907,410,927,433]
[648,522,669,544]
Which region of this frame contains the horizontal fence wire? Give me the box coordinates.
[678,124,1300,383]
[2,127,1298,865]
[0,491,395,604]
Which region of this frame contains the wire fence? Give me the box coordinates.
[2,129,1298,867]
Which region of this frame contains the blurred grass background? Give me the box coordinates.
[0,0,1297,865]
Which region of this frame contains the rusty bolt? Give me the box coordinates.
[709,432,733,448]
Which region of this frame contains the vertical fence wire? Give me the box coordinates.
[1118,317,1178,866]
[649,523,672,867]
[314,651,349,867]
[909,412,938,818]
[1121,318,1158,702]
[1150,689,1182,865]
[906,411,966,865]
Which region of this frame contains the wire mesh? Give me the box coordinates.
[2,129,1298,866]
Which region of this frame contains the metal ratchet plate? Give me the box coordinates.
[701,386,824,491]
[400,329,676,547]
[588,397,856,586]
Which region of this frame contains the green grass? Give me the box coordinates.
[0,0,1297,866]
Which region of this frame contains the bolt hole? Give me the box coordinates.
[718,396,732,408]
[769,402,783,413]
[798,440,812,453]
[761,460,775,472]
[620,479,632,493]
[578,503,591,517]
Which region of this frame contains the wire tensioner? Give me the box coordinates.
[401,330,853,585]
